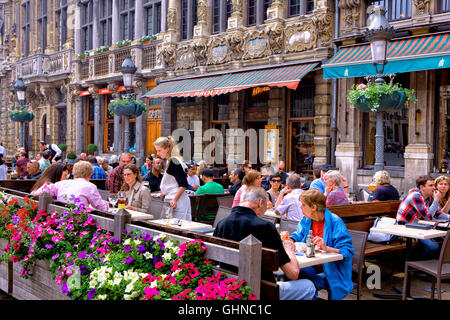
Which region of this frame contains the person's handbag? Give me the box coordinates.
[368,216,398,244]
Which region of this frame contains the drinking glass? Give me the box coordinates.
[118,191,127,209]
[108,194,118,209]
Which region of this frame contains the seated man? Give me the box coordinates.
[214,186,316,300]
[228,168,244,196]
[87,155,107,179]
[186,160,200,191]
[24,160,42,180]
[195,169,224,195]
[274,174,305,221]
[397,175,450,259]
[143,158,163,192]
[309,164,335,194]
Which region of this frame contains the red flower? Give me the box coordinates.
[5,224,15,231]
[13,243,20,251]
[10,256,19,262]
[180,276,191,285]
[155,261,165,269]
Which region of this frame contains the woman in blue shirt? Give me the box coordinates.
[288,189,354,300]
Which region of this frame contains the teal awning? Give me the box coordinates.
[323,32,450,79]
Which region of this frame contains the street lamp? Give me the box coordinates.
[365,5,394,172]
[13,78,29,148]
[119,56,137,153]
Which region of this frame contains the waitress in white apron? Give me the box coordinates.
[154,136,192,221]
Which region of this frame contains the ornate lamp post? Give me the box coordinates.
[365,5,394,172]
[12,78,34,148]
[120,56,137,153]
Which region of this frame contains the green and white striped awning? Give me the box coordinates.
[323,32,450,79]
[143,63,318,98]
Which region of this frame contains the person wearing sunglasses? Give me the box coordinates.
[267,173,282,207]
[121,164,152,213]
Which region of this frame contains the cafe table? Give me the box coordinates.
[369,223,447,299]
[294,242,343,268]
[109,207,154,221]
[150,219,215,234]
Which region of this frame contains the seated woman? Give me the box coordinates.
[31,163,69,196]
[32,161,109,212]
[121,164,151,213]
[287,189,354,300]
[267,173,282,207]
[435,175,450,213]
[232,169,263,207]
[323,170,349,206]
[372,170,400,202]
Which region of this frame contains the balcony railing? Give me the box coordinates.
[74,40,161,83]
[16,50,73,79]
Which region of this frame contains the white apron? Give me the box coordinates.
[160,157,192,221]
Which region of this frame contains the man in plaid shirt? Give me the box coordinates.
[397,175,450,259]
[106,153,132,193]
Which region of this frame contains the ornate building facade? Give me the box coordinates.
[148,0,336,172]
[324,0,450,193]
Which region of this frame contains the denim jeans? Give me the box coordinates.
[299,266,330,299]
[278,278,316,300]
[417,238,443,260]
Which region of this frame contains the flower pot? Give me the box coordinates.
[9,112,35,122]
[141,40,152,45]
[113,103,145,117]
[354,96,372,112]
[378,90,407,112]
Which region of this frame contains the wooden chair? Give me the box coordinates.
[348,229,368,300]
[279,218,299,234]
[402,230,450,300]
[196,193,230,224]
[189,194,204,222]
[216,195,234,208]
[213,206,232,228]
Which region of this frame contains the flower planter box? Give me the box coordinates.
[11,259,70,300]
[0,239,10,293]
[9,112,35,122]
[141,40,152,45]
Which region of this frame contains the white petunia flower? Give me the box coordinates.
[162,252,172,261]
[143,252,153,259]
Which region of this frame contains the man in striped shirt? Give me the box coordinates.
[105,153,132,193]
[397,175,450,259]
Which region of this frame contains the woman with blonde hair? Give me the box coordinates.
[372,170,399,202]
[120,164,152,213]
[232,169,262,207]
[154,136,191,220]
[435,175,450,213]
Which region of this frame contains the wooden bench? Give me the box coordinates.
[0,187,280,300]
[327,200,405,257]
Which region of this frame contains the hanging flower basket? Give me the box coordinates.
[8,109,35,122]
[108,99,148,117]
[347,82,416,112]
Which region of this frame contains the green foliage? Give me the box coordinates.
[347,82,417,111]
[107,98,148,117]
[139,35,157,43]
[7,108,34,115]
[116,39,132,48]
[87,144,98,153]
[58,144,68,152]
[66,152,77,160]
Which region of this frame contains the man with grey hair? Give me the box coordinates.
[214,186,316,300]
[274,173,304,221]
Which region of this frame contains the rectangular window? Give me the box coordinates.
[264,0,272,20]
[247,0,256,26]
[144,1,161,36]
[181,0,198,40]
[288,0,301,17]
[120,0,135,40]
[212,0,233,34]
[38,0,48,53]
[290,77,315,118]
[212,0,220,33]
[306,0,314,13]
[370,0,411,21]
[22,1,31,57]
[81,1,93,51]
[439,0,450,12]
[56,0,68,50]
[100,0,112,46]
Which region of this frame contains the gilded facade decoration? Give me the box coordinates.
[285,22,317,53]
[312,11,334,47]
[266,22,284,55]
[338,0,361,32]
[413,0,431,15]
[242,29,270,60]
[207,37,230,65]
[226,31,244,60]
